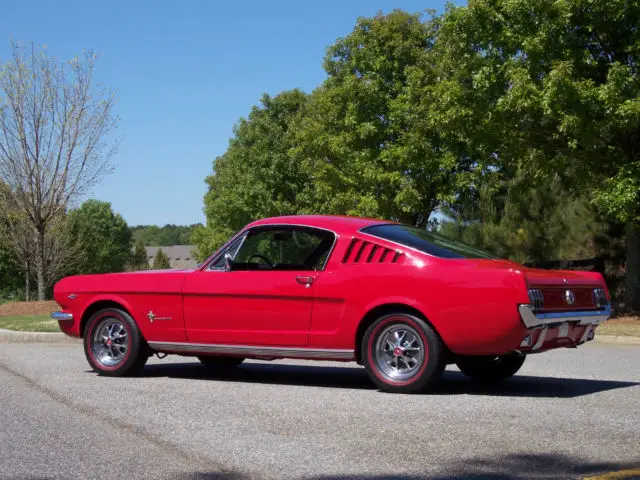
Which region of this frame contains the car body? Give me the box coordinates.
[52,215,611,393]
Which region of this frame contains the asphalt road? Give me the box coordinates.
[0,343,638,480]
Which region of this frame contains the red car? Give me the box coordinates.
[52,215,611,393]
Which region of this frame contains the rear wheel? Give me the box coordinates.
[361,313,445,394]
[197,356,244,370]
[456,353,526,383]
[83,308,148,376]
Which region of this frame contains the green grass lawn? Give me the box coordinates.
[0,315,59,332]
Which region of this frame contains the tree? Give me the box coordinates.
[420,0,640,309]
[152,248,170,270]
[296,10,471,226]
[195,89,311,259]
[0,219,22,301]
[130,224,202,246]
[68,200,131,275]
[129,239,148,271]
[439,174,605,265]
[0,41,117,300]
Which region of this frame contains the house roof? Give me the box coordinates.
[145,245,197,269]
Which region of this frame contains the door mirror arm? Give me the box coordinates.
[224,253,233,272]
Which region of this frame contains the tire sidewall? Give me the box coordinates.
[362,313,443,393]
[83,308,143,376]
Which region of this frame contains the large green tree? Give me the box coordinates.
[68,200,132,274]
[421,0,640,309]
[296,10,473,226]
[195,89,311,259]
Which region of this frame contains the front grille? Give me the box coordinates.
[528,289,544,311]
[593,288,608,309]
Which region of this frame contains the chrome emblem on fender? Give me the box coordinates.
[147,310,172,323]
[564,290,576,305]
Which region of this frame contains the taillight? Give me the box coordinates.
[528,289,544,311]
[593,288,608,309]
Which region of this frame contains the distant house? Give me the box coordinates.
[145,245,198,269]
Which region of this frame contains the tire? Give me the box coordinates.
[198,355,244,369]
[361,313,445,394]
[456,353,526,383]
[83,308,149,377]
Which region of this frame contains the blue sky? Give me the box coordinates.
[1,0,457,226]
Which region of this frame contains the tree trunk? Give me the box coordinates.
[24,262,30,302]
[624,222,640,313]
[35,227,46,301]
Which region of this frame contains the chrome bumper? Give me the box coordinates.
[51,311,73,321]
[518,304,611,329]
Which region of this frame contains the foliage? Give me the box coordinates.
[131,224,201,247]
[152,248,171,270]
[195,90,311,259]
[438,174,606,265]
[426,0,640,309]
[128,239,149,271]
[0,41,117,300]
[68,200,132,275]
[295,10,472,226]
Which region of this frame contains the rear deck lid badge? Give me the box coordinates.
[564,289,576,305]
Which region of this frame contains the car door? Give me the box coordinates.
[182,225,335,346]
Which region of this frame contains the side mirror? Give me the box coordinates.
[224,252,233,272]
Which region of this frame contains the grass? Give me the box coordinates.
[0,313,638,337]
[0,314,59,332]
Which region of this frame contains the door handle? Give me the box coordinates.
[296,276,314,287]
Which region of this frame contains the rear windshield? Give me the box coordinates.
[361,224,494,259]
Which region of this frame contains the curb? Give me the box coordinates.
[0,331,82,345]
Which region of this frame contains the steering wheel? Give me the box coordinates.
[247,254,274,268]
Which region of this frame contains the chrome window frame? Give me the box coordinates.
[203,223,338,272]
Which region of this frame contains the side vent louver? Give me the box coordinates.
[342,238,403,264]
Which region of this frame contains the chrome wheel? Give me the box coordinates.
[374,324,425,381]
[92,318,129,367]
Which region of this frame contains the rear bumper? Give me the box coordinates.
[518,304,611,329]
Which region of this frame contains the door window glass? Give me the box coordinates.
[230,227,334,271]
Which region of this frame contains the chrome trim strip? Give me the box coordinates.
[51,311,73,321]
[148,341,355,360]
[518,304,611,328]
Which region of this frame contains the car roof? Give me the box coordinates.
[246,215,394,234]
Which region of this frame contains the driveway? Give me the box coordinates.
[0,343,638,479]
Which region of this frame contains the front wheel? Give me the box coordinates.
[83,308,149,376]
[362,313,445,394]
[456,354,526,383]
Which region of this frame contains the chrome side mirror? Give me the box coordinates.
[224,252,233,272]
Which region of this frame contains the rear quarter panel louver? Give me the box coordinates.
[342,238,404,264]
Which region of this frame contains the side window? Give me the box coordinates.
[230,227,334,271]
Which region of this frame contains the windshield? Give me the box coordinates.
[361,224,494,259]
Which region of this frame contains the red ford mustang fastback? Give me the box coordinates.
[52,215,611,393]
